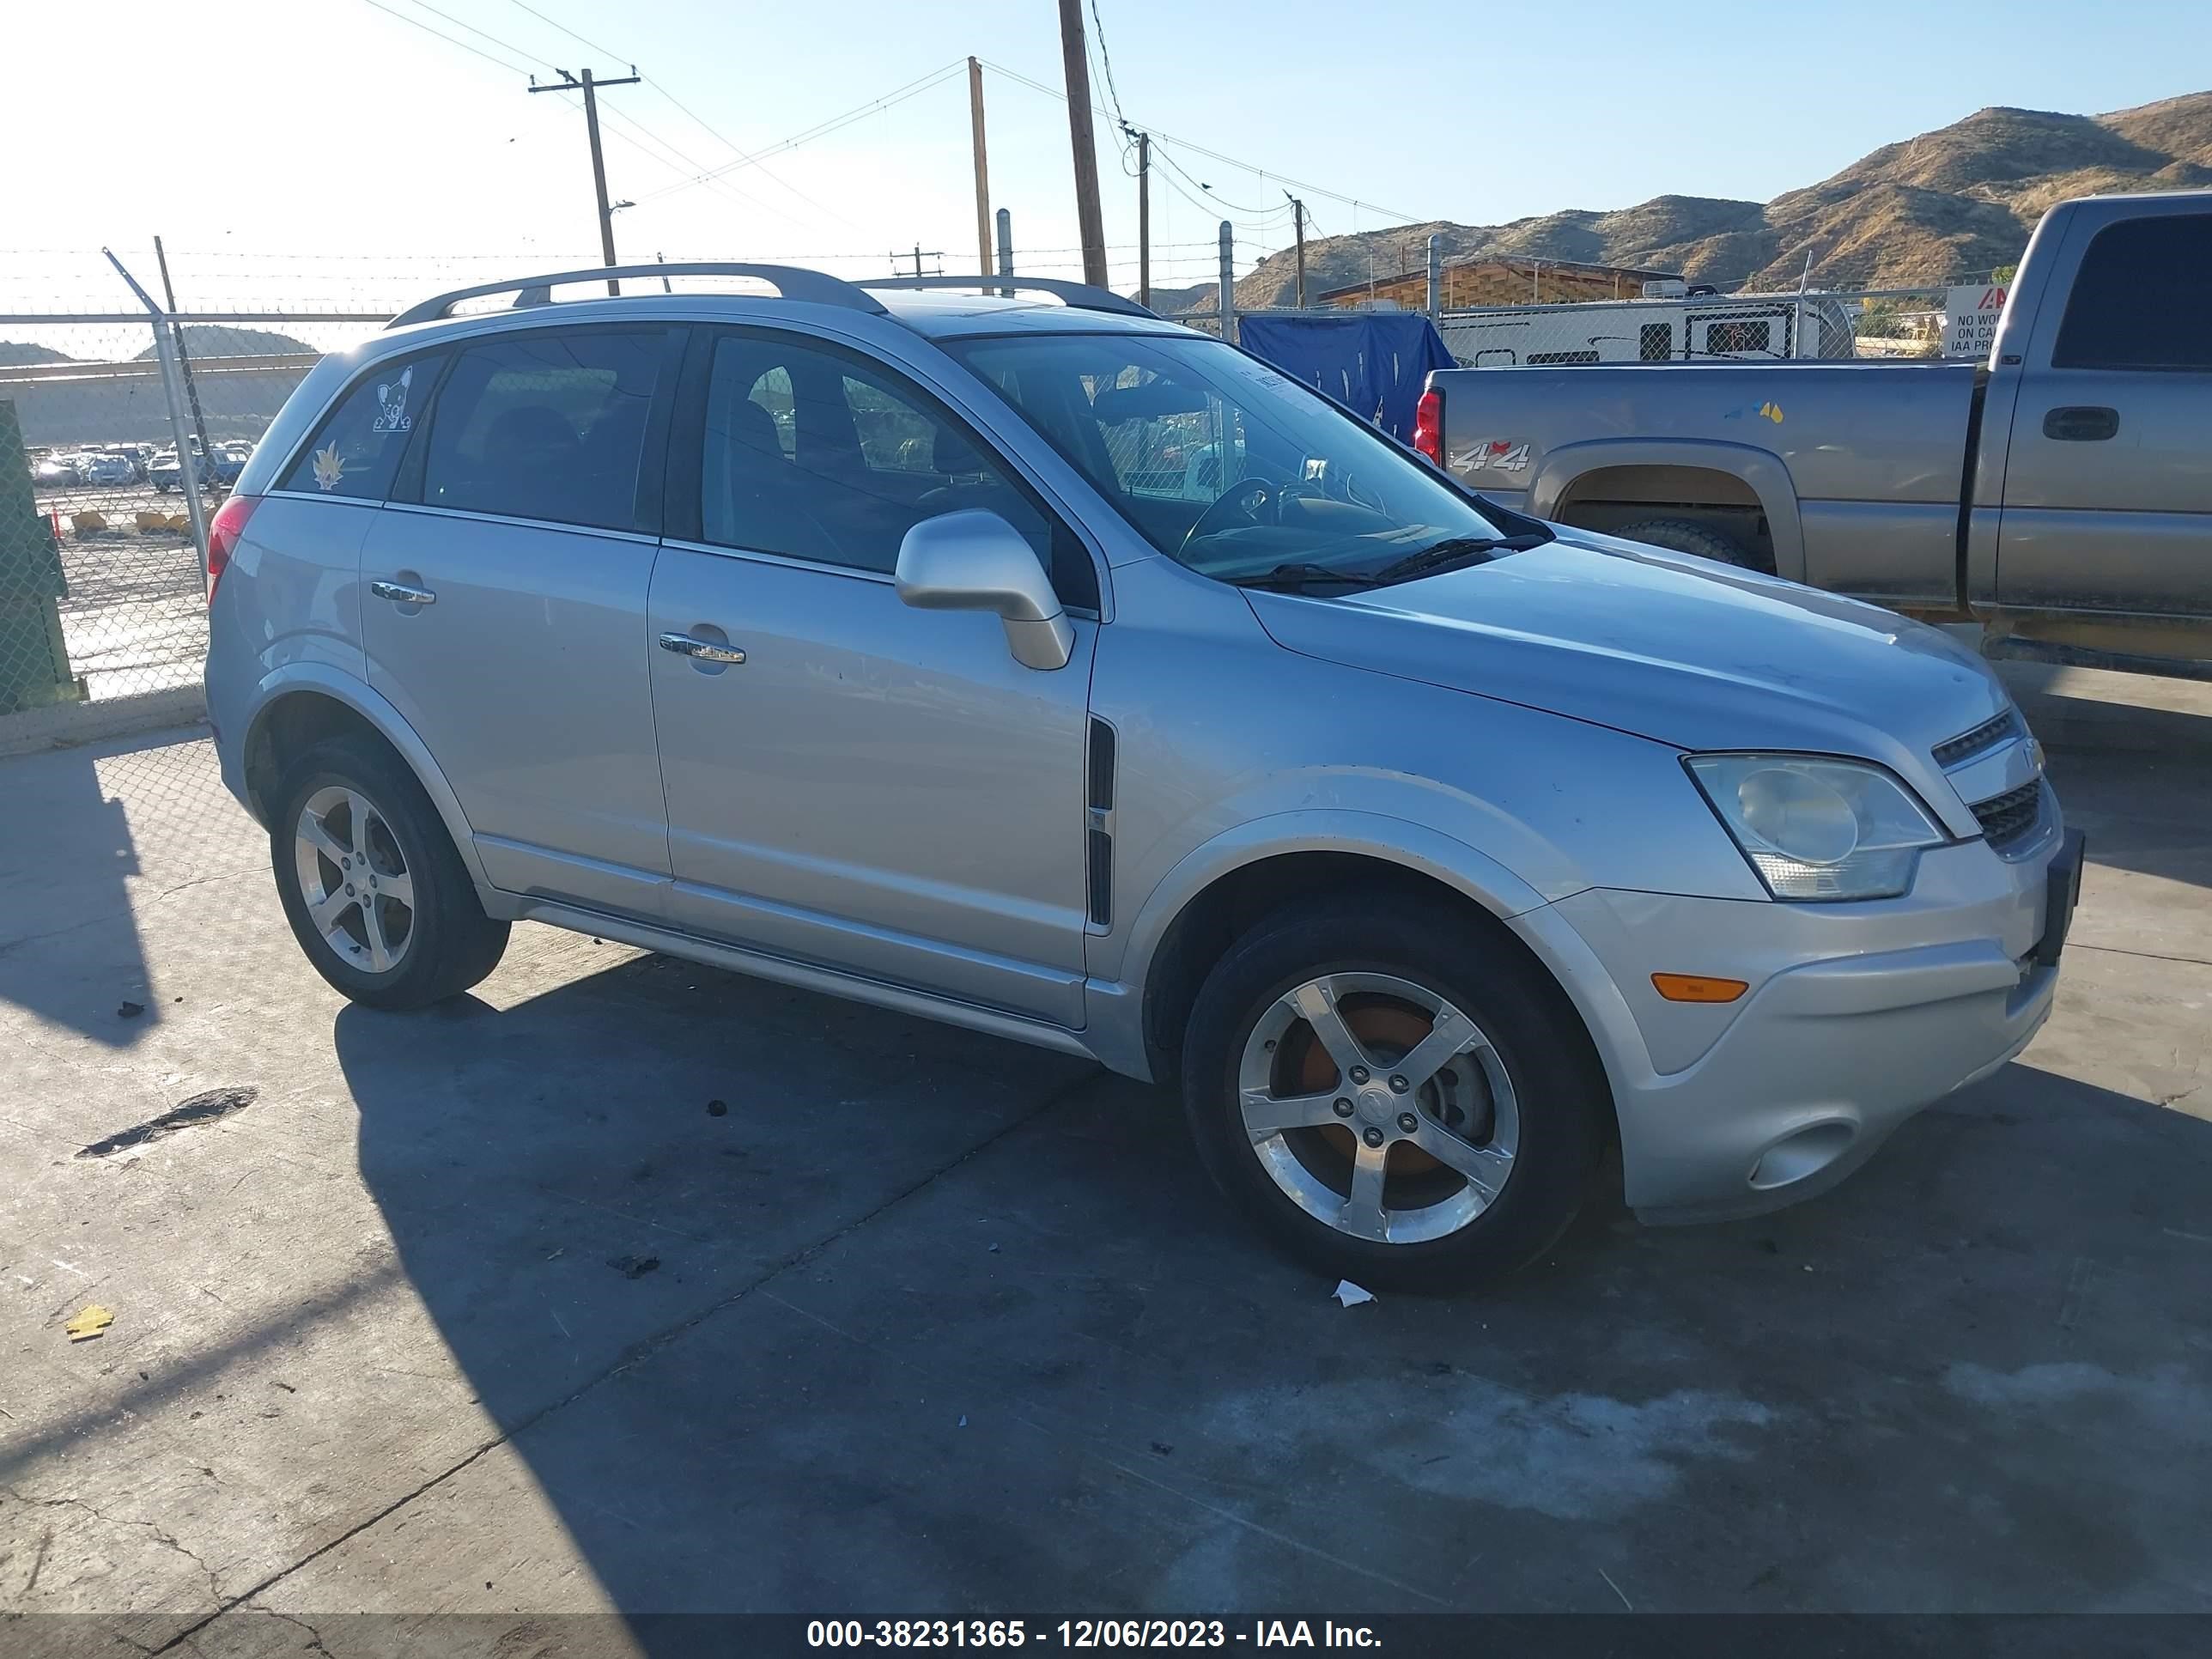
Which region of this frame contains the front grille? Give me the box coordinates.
[1972,780,2044,853]
[1934,709,2020,769]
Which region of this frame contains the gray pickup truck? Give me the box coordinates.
[1417,189,2212,675]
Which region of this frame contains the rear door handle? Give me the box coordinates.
[369,579,437,605]
[2042,405,2118,441]
[658,631,746,665]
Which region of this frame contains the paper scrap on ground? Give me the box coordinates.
[1333,1280,1376,1308]
[65,1304,114,1341]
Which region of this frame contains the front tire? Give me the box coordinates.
[270,734,508,1010]
[1612,515,1762,569]
[1180,898,1607,1291]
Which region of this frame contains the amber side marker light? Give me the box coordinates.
[1652,973,1749,1004]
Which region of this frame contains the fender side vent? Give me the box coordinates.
[1086,717,1116,927]
[1087,717,1116,811]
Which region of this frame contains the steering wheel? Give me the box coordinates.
[1181,477,1279,556]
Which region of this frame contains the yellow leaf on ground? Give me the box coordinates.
[64,1304,114,1341]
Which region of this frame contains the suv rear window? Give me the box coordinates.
[280,355,440,500]
[419,329,668,531]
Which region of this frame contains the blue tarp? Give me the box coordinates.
[1236,313,1455,442]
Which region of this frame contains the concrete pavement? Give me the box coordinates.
[1,710,2207,1656]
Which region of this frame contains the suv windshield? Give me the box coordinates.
[943,331,1523,587]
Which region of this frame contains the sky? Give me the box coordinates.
[3,0,2209,313]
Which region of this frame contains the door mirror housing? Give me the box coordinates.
[895,509,1075,671]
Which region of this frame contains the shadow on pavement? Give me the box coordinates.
[0,730,163,1045]
[332,951,2212,1628]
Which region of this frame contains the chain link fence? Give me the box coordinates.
[1184,283,1999,366]
[2,295,386,755]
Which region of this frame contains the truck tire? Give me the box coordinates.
[1613,517,1763,570]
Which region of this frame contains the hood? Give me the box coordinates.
[1244,529,2008,830]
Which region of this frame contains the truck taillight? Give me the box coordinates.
[204,493,259,606]
[1412,388,1443,465]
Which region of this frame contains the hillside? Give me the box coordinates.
[0,326,321,446]
[1211,90,2212,310]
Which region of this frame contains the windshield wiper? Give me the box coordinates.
[1222,562,1378,592]
[1370,532,1552,585]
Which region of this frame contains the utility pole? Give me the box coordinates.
[530,65,641,295]
[895,246,945,278]
[1216,221,1236,346]
[1132,128,1152,309]
[151,235,210,468]
[967,58,994,278]
[1055,0,1109,287]
[1285,193,1306,307]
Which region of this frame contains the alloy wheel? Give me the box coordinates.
[293,785,415,975]
[1237,971,1519,1244]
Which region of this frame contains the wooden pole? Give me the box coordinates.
[968,58,993,278]
[1055,0,1110,286]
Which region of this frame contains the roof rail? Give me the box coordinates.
[857,275,1155,319]
[387,263,885,329]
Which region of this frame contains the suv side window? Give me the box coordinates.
[419,328,669,531]
[693,331,1097,607]
[2053,215,2212,371]
[279,353,441,500]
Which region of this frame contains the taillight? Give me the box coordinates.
[1411,387,1443,466]
[204,493,258,605]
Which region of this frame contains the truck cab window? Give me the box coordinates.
[2052,215,2212,371]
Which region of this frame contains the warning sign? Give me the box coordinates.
[1942,284,2009,361]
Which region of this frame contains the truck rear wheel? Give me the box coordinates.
[1613,517,1762,570]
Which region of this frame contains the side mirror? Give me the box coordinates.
[895,510,1075,672]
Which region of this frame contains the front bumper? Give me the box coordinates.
[1514,824,2075,1223]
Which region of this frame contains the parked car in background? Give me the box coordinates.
[1415,189,2212,677]
[32,455,82,489]
[205,264,2080,1289]
[98,444,153,482]
[80,451,135,486]
[151,437,246,492]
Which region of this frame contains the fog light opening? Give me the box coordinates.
[1747,1120,1857,1191]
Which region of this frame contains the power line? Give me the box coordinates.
[645,78,867,232]
[638,60,969,204]
[1147,137,1296,221]
[980,58,1426,228]
[396,0,559,70]
[501,0,622,61]
[361,0,533,75]
[500,0,864,233]
[1089,0,1127,129]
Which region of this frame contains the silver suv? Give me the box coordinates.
[206,264,2082,1289]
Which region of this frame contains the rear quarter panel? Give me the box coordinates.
[1435,362,1982,603]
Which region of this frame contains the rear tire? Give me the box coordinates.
[270,734,508,1010]
[1613,515,1762,569]
[1179,896,1608,1292]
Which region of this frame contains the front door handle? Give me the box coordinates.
[2042,405,2118,441]
[370,579,437,605]
[658,631,746,665]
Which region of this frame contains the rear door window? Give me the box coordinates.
[2052,215,2212,370]
[419,329,671,531]
[280,354,441,500]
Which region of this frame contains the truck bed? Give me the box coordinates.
[1435,360,1983,608]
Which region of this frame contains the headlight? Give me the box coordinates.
[1685,754,1948,901]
